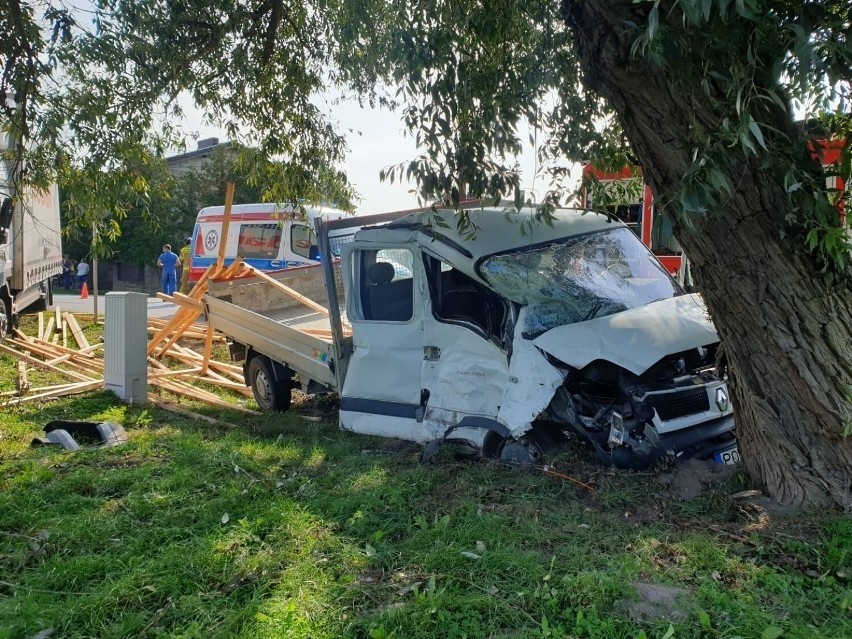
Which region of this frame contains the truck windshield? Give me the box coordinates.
[479,227,681,336]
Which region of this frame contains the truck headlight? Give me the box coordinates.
[715,387,730,412]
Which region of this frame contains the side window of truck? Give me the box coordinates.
[356,248,415,322]
[423,254,508,346]
[237,224,282,258]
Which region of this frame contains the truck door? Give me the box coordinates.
[339,244,427,440]
[419,252,511,441]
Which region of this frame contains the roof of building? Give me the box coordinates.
[166,139,233,165]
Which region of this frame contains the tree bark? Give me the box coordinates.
[563,0,852,508]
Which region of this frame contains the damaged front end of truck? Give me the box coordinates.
[479,226,737,469]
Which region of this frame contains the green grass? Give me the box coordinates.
[0,317,850,638]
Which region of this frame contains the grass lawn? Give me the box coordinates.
[0,320,850,638]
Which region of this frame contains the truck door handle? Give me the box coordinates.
[270,261,281,266]
[424,346,441,361]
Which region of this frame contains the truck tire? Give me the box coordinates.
[247,356,292,412]
[0,287,14,340]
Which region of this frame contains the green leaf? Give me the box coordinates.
[762,627,784,639]
[648,6,659,40]
[661,624,675,639]
[748,119,767,150]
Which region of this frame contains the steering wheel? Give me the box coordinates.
[602,262,631,278]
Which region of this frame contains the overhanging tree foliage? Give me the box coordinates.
[2,0,850,507]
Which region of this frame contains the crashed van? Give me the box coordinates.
[204,207,737,469]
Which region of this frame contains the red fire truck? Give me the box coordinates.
[581,133,848,280]
[579,164,685,278]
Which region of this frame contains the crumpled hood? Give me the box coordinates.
[532,294,718,375]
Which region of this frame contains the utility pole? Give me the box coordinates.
[92,220,99,324]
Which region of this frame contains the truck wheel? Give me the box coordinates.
[248,356,292,412]
[0,287,14,340]
[498,427,558,465]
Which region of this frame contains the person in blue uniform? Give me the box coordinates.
[157,244,181,296]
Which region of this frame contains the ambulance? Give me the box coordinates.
[187,203,352,284]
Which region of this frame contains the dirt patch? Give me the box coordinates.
[658,458,738,500]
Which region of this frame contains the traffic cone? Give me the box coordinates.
[80,282,89,299]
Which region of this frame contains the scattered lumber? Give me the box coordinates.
[0,306,255,416]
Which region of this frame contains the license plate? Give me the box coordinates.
[713,447,740,465]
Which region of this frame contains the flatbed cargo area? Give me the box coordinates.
[205,264,351,392]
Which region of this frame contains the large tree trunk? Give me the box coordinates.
[563,0,852,508]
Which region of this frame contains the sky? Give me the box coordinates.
[177,94,554,216]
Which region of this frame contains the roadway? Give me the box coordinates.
[50,292,178,320]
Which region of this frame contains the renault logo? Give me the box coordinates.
[715,387,730,412]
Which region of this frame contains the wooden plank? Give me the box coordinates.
[37,312,44,341]
[16,361,29,394]
[157,292,204,311]
[217,181,236,268]
[147,356,171,370]
[190,375,252,396]
[43,316,55,341]
[146,396,231,427]
[148,367,202,379]
[172,292,205,310]
[2,381,84,397]
[200,323,215,375]
[54,306,61,331]
[64,313,91,350]
[0,343,96,382]
[62,318,68,348]
[2,379,103,406]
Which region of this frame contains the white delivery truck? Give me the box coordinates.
[204,207,737,469]
[187,203,352,285]
[0,131,63,337]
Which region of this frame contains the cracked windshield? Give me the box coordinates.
[479,227,681,336]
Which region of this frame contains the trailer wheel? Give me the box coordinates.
[248,356,292,412]
[0,287,14,340]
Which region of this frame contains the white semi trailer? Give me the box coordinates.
[0,130,63,337]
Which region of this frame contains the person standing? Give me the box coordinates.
[75,258,89,292]
[61,255,73,290]
[157,244,180,296]
[178,237,192,294]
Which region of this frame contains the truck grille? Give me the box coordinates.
[645,388,710,421]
